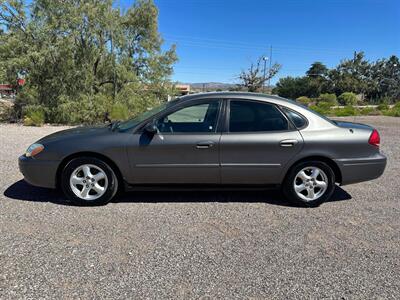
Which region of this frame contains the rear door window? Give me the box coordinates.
[228,100,289,132]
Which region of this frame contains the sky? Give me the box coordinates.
[20,0,399,84]
[119,0,399,84]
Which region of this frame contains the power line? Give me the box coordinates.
[164,34,359,55]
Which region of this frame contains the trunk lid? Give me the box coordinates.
[333,120,373,131]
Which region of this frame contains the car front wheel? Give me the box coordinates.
[61,157,118,206]
[283,161,335,207]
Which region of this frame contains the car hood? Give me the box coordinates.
[38,126,111,144]
[333,120,373,131]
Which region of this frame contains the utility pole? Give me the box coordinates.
[262,56,268,93]
[268,45,272,89]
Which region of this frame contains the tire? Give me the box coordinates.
[282,160,335,207]
[61,157,119,206]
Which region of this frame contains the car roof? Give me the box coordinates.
[176,91,294,104]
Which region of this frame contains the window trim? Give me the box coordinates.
[137,98,223,135]
[225,99,296,134]
[279,106,309,130]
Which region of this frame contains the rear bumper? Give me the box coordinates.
[334,153,387,185]
[18,155,59,188]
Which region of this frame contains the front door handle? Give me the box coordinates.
[280,139,298,147]
[196,141,215,149]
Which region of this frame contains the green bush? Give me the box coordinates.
[13,87,39,120]
[110,103,130,120]
[333,106,359,117]
[359,107,380,116]
[318,93,337,106]
[23,105,46,126]
[392,108,400,117]
[317,101,332,110]
[53,94,112,125]
[296,96,312,106]
[115,84,161,117]
[377,103,389,111]
[0,100,14,122]
[382,105,400,117]
[338,92,358,106]
[310,103,330,115]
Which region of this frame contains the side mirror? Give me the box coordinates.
[144,122,158,134]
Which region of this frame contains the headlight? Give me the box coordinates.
[25,143,44,157]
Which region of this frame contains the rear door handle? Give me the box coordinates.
[196,141,214,149]
[280,139,298,147]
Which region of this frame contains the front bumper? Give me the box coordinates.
[334,153,387,185]
[18,155,59,188]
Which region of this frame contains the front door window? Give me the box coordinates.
[156,101,220,133]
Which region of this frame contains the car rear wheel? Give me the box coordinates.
[61,157,118,206]
[283,161,335,207]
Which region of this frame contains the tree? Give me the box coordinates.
[306,62,330,96]
[0,0,177,123]
[274,53,399,104]
[273,62,331,99]
[306,62,328,78]
[238,57,281,92]
[367,55,400,103]
[328,52,370,97]
[272,76,321,99]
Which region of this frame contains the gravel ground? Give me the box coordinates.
[0,116,399,299]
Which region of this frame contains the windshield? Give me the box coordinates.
[116,99,179,131]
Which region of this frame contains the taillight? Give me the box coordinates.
[368,129,380,148]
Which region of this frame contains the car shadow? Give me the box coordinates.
[4,179,352,207]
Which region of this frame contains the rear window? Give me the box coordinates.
[281,107,307,129]
[229,100,289,132]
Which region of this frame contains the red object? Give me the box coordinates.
[17,78,25,86]
[0,84,13,90]
[368,129,380,148]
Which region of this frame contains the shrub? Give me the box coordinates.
[318,93,337,106]
[296,96,312,106]
[309,105,325,115]
[333,106,358,117]
[13,87,39,120]
[115,84,161,117]
[360,107,380,116]
[23,105,45,126]
[110,103,130,121]
[382,104,400,117]
[392,108,400,117]
[53,94,112,125]
[338,92,358,106]
[309,102,331,115]
[0,100,14,122]
[377,103,389,111]
[317,101,332,110]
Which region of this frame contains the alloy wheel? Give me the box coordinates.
[69,164,108,201]
[293,166,328,202]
